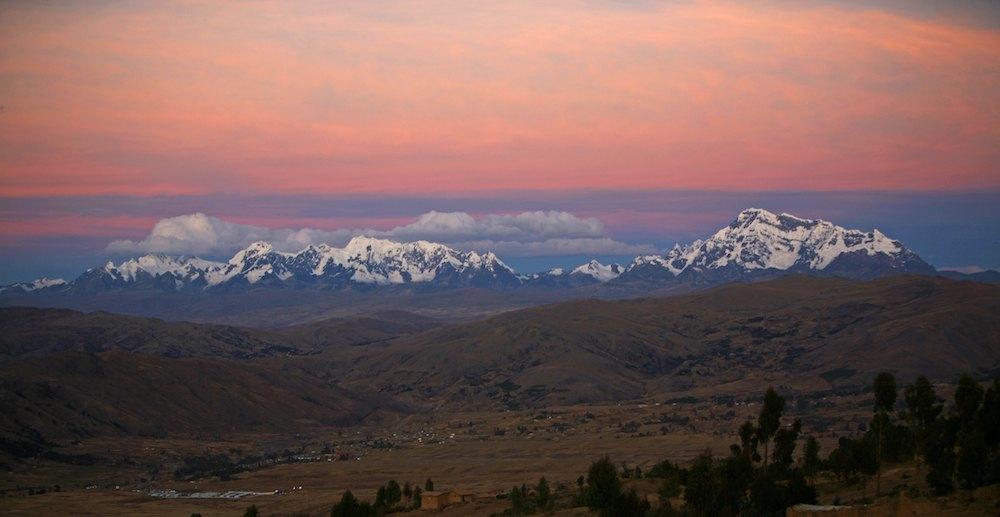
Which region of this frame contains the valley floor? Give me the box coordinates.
[3,396,997,516]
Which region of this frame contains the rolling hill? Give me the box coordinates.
[0,309,440,454]
[336,275,1000,409]
[0,350,380,458]
[0,307,441,359]
[2,275,997,456]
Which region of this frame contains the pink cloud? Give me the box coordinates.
[0,1,997,197]
[0,215,158,239]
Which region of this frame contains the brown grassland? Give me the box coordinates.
[4,393,998,515]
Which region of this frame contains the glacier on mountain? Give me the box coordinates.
[6,209,937,294]
[622,208,930,279]
[76,235,520,290]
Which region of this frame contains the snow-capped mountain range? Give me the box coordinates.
[2,208,938,296]
[62,235,521,293]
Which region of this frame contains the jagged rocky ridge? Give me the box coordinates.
[620,208,935,283]
[3,208,940,295]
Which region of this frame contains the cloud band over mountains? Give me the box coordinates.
[107,212,657,258]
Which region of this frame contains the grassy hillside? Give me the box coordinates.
[0,309,441,454]
[0,350,383,457]
[2,275,997,452]
[0,307,441,359]
[338,275,1000,409]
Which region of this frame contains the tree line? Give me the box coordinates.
[499,372,998,516]
[323,372,998,516]
[329,478,434,516]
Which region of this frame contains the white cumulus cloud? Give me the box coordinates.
[107,213,357,255]
[107,211,656,258]
[454,238,657,257]
[384,210,605,242]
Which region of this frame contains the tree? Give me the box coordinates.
[855,435,878,501]
[926,436,957,495]
[784,470,818,509]
[647,458,681,479]
[658,475,681,500]
[717,454,753,515]
[584,457,622,511]
[954,374,984,431]
[604,488,650,517]
[756,388,785,469]
[508,484,532,515]
[952,374,988,491]
[772,418,802,471]
[536,477,551,509]
[904,376,942,477]
[373,480,407,510]
[331,490,377,517]
[803,435,821,483]
[956,430,987,489]
[385,480,402,507]
[243,506,259,517]
[738,420,758,462]
[403,481,412,503]
[872,371,897,496]
[881,421,915,463]
[983,380,1000,487]
[655,495,676,517]
[982,378,1000,448]
[828,435,875,499]
[873,372,898,412]
[412,486,422,508]
[827,437,856,484]
[683,451,720,516]
[331,491,357,517]
[424,478,434,491]
[747,472,785,516]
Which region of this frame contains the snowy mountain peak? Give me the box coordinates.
[344,235,398,254]
[30,277,67,290]
[624,208,931,280]
[101,254,224,282]
[229,241,276,265]
[571,260,623,282]
[735,206,773,221]
[58,236,523,291]
[463,250,510,272]
[298,243,332,254]
[0,277,67,294]
[730,208,812,234]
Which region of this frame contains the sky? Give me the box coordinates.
[1,1,998,282]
